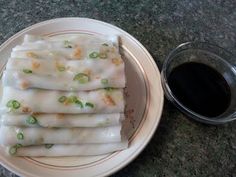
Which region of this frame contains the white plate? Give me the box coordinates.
[0,18,164,177]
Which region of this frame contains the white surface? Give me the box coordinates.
[0,18,164,177]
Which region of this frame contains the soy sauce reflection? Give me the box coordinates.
[167,62,231,117]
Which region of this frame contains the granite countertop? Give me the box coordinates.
[1,0,236,176]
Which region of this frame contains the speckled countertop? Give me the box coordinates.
[1,0,236,177]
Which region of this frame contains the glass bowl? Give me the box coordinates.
[161,42,236,124]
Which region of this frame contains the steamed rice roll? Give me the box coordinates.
[0,125,122,146]
[1,113,124,128]
[12,34,120,61]
[6,140,128,156]
[3,57,125,90]
[1,87,124,114]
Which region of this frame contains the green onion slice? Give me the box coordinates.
[102,43,109,46]
[101,79,108,85]
[68,96,77,103]
[104,87,114,91]
[89,52,99,58]
[26,115,37,124]
[58,96,67,103]
[75,100,83,108]
[58,66,66,72]
[23,69,33,74]
[45,144,54,149]
[64,40,72,48]
[85,102,94,108]
[99,53,107,59]
[17,132,24,140]
[9,146,17,155]
[73,73,89,84]
[7,100,21,109]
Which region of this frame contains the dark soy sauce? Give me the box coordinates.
[168,62,231,117]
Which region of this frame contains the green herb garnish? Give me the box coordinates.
[58,66,66,72]
[26,115,37,124]
[85,102,94,108]
[45,144,54,149]
[102,43,109,46]
[64,40,72,48]
[89,52,99,58]
[7,100,21,109]
[67,96,77,103]
[9,144,23,155]
[17,132,24,140]
[104,87,114,91]
[58,96,67,103]
[9,146,17,155]
[73,73,90,84]
[101,79,108,85]
[23,69,33,74]
[75,99,83,108]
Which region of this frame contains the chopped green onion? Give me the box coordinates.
[9,146,17,155]
[64,40,72,48]
[101,79,108,85]
[72,96,78,102]
[12,101,21,109]
[26,115,37,124]
[102,43,109,46]
[104,87,114,91]
[15,144,22,148]
[75,100,83,108]
[89,52,99,58]
[73,73,90,84]
[45,144,54,149]
[68,96,77,103]
[17,132,24,140]
[58,96,67,103]
[23,69,33,74]
[85,102,94,108]
[7,100,14,107]
[58,66,66,72]
[7,100,21,109]
[9,144,23,155]
[99,53,107,59]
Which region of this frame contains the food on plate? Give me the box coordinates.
[0,34,127,156]
[6,140,128,156]
[0,125,122,146]
[1,87,124,114]
[4,55,125,91]
[12,34,120,61]
[1,113,124,127]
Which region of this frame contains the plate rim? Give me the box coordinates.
[0,17,164,177]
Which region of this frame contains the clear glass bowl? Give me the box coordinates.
[161,42,236,124]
